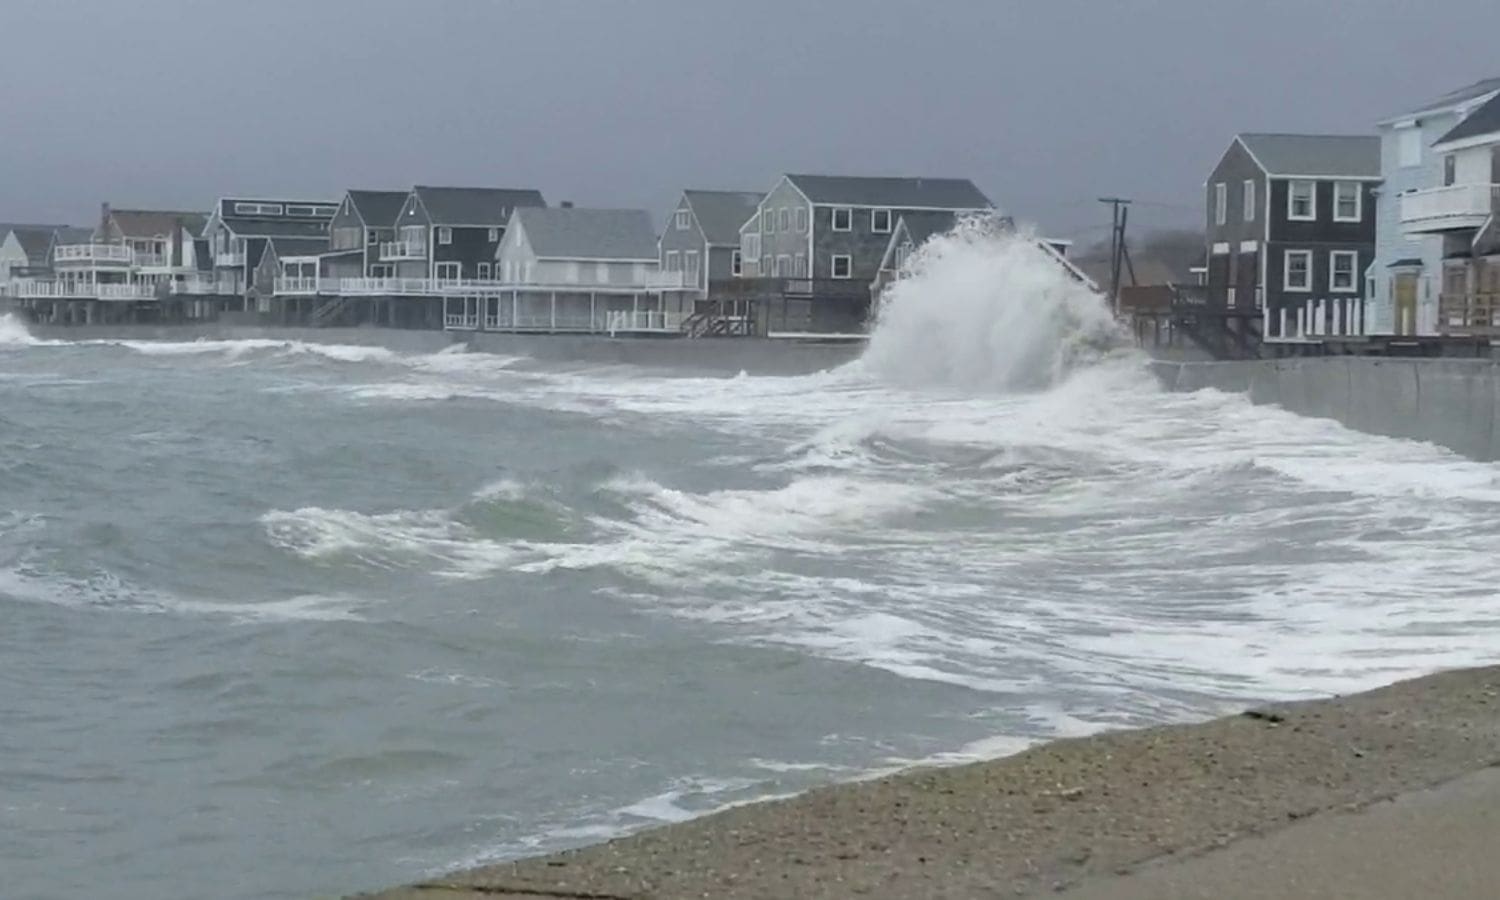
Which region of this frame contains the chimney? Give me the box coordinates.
[101,201,111,228]
[560,201,574,209]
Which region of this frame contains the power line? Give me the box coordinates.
[1098,198,1133,315]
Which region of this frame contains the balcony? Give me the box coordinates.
[606,310,685,335]
[216,248,247,267]
[274,277,322,296]
[12,280,156,300]
[379,240,426,261]
[132,252,169,269]
[337,277,436,296]
[1400,184,1500,235]
[643,270,692,291]
[53,244,133,267]
[167,277,223,296]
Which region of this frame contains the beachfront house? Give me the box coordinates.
[456,206,664,333]
[659,190,760,298]
[1368,77,1500,336]
[0,225,81,288]
[385,186,547,287]
[324,190,409,283]
[203,198,339,305]
[737,174,993,333]
[1394,88,1500,338]
[250,234,332,314]
[873,212,1084,303]
[93,205,211,294]
[1204,133,1380,345]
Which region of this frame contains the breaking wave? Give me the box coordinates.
[861,215,1133,391]
[0,314,47,348]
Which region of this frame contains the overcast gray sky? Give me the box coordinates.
[2,0,1497,242]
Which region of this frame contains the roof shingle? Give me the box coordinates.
[785,174,992,209]
[346,190,409,227]
[109,209,208,239]
[682,190,761,244]
[1235,133,1381,178]
[414,186,547,226]
[513,208,658,260]
[1435,91,1500,148]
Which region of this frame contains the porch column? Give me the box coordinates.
[590,292,596,332]
[550,291,557,332]
[1333,299,1343,336]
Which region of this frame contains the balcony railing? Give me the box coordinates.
[1400,184,1500,234]
[379,240,426,261]
[274,277,321,296]
[606,310,685,334]
[1437,292,1500,335]
[338,277,436,296]
[12,280,157,300]
[53,244,134,266]
[643,270,692,290]
[133,252,169,268]
[97,284,158,301]
[216,248,247,266]
[166,277,223,296]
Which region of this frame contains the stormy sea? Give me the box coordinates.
[4,225,1499,899]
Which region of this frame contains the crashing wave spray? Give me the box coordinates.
[0,314,43,348]
[861,215,1133,391]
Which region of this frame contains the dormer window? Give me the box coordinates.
[675,209,691,231]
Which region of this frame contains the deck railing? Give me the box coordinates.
[54,244,134,266]
[274,277,321,296]
[1438,292,1500,335]
[338,277,436,296]
[379,240,426,261]
[1401,184,1500,232]
[606,310,684,334]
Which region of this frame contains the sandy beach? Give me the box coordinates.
[354,666,1500,898]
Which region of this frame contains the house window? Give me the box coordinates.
[872,209,892,233]
[731,250,742,277]
[234,202,283,216]
[565,262,580,283]
[763,211,774,234]
[831,254,853,279]
[1242,180,1256,222]
[1333,182,1361,222]
[478,262,491,280]
[761,255,771,276]
[438,226,453,245]
[435,261,461,283]
[1444,154,1457,186]
[794,253,807,277]
[366,229,379,245]
[665,250,680,272]
[675,209,691,231]
[744,233,760,259]
[685,250,700,279]
[596,262,610,283]
[778,208,790,232]
[832,208,852,231]
[773,255,788,276]
[1284,250,1312,291]
[1214,182,1227,225]
[286,204,318,217]
[1399,128,1422,167]
[1330,251,1358,292]
[795,207,808,232]
[896,242,914,269]
[1288,181,1316,220]
[488,227,500,242]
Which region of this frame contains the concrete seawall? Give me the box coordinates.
[1153,357,1500,461]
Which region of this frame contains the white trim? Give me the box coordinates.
[1214,182,1227,225]
[1284,249,1313,292]
[778,208,791,232]
[808,203,994,212]
[438,226,453,245]
[1239,240,1259,252]
[488,227,501,242]
[871,208,892,233]
[1211,242,1231,255]
[675,209,691,231]
[1242,179,1256,222]
[831,254,853,278]
[795,207,808,233]
[1332,181,1362,222]
[730,249,742,277]
[1329,250,1358,292]
[831,208,853,232]
[1432,131,1500,154]
[1287,180,1317,221]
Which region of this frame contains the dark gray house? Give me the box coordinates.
[737,174,992,331]
[1205,134,1380,343]
[203,197,339,303]
[325,189,409,282]
[658,189,760,297]
[385,185,547,285]
[250,235,330,310]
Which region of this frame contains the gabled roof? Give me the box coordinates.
[53,226,93,246]
[413,186,547,226]
[1434,90,1500,149]
[221,218,330,239]
[784,174,993,209]
[1234,133,1381,178]
[682,190,761,244]
[10,227,59,260]
[109,209,208,239]
[345,190,408,227]
[512,207,658,260]
[1385,76,1500,122]
[893,211,962,247]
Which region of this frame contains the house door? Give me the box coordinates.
[1393,273,1418,336]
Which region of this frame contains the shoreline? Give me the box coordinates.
[352,666,1500,899]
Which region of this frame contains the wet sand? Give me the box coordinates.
[354,666,1500,899]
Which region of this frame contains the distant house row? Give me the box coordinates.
[1190,76,1500,356]
[0,175,1073,337]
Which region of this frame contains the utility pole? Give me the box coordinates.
[1098,197,1133,316]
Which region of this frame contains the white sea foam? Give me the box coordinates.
[0,315,53,348]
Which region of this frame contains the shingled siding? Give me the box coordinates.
[432,226,502,279]
[659,197,706,290]
[753,180,813,276]
[811,206,901,281]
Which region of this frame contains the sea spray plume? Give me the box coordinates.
[0,314,43,347]
[861,214,1132,391]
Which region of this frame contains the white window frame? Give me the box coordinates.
[1242,180,1256,222]
[477,262,491,280]
[831,254,853,279]
[871,209,892,233]
[761,255,771,276]
[564,261,580,283]
[438,226,453,245]
[1332,181,1361,223]
[685,249,700,279]
[665,250,680,272]
[488,227,500,242]
[778,208,790,232]
[596,261,610,283]
[831,208,852,232]
[1398,127,1422,168]
[434,261,461,283]
[1329,250,1358,292]
[731,250,742,277]
[366,228,379,245]
[1284,249,1313,292]
[312,205,339,217]
[675,209,691,231]
[761,211,772,234]
[286,204,317,217]
[744,233,760,260]
[1214,182,1227,225]
[794,253,807,277]
[1287,180,1317,221]
[795,207,808,233]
